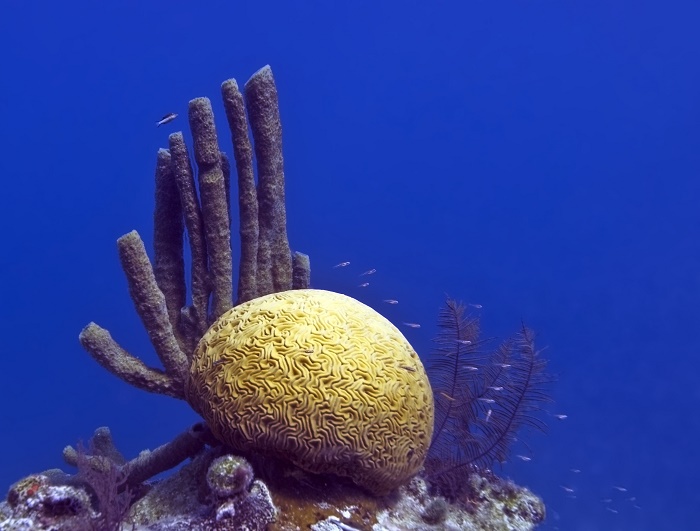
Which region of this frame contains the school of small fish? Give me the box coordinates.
[329,257,643,521]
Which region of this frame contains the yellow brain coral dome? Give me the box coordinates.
[185,289,434,495]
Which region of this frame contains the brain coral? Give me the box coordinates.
[185,289,434,495]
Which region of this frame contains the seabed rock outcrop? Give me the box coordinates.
[0,444,544,530]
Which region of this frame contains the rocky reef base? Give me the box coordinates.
[0,444,544,531]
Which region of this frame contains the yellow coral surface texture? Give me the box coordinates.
[186,289,434,495]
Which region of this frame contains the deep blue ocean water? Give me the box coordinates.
[2,1,698,529]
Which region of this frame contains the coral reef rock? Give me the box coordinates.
[1,451,545,530]
[1,473,96,531]
[372,475,545,531]
[127,448,277,530]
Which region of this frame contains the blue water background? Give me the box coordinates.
[2,1,698,529]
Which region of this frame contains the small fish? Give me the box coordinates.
[464,365,479,371]
[383,299,399,304]
[613,486,627,492]
[606,508,619,514]
[358,282,370,288]
[303,348,314,354]
[403,322,421,328]
[487,386,503,391]
[560,485,575,493]
[601,498,613,503]
[478,398,495,404]
[485,409,492,422]
[156,112,177,126]
[516,455,532,462]
[360,268,376,276]
[496,363,512,368]
[439,391,455,401]
[553,414,568,420]
[456,339,472,345]
[627,496,637,502]
[570,468,581,473]
[469,303,483,309]
[333,261,351,268]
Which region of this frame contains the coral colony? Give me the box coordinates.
[0,66,550,530]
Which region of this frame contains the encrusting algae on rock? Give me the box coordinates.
[0,66,548,530]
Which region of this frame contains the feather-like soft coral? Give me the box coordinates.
[425,299,552,496]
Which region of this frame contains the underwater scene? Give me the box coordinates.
[1,1,698,530]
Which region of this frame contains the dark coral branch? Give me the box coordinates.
[73,442,131,531]
[426,300,551,493]
[428,299,481,455]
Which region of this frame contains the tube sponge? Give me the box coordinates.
[185,289,434,495]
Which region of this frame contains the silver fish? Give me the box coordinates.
[156,113,178,126]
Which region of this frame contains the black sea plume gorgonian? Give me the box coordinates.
[424,299,552,497]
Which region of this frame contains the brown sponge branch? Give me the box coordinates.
[78,323,182,399]
[152,148,187,351]
[117,230,188,386]
[244,65,292,295]
[168,132,209,343]
[221,78,259,304]
[188,97,233,322]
